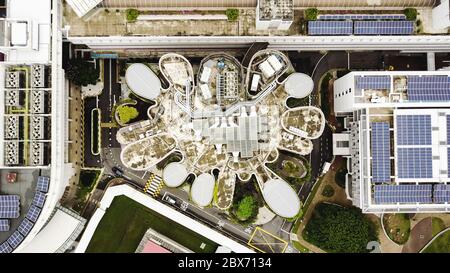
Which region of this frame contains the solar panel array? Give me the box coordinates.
[7,231,24,249]
[407,75,450,102]
[0,195,20,218]
[396,115,432,145]
[0,219,9,232]
[308,21,353,35]
[434,184,450,203]
[355,75,391,90]
[32,191,46,208]
[17,218,33,236]
[0,242,12,253]
[354,21,414,35]
[36,176,50,193]
[397,148,433,179]
[374,184,432,204]
[371,122,391,183]
[26,205,41,223]
[318,14,407,21]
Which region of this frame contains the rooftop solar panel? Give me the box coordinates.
[396,115,432,145]
[374,184,432,204]
[407,75,450,102]
[0,242,12,253]
[0,219,9,232]
[318,14,407,21]
[356,75,391,90]
[32,191,46,208]
[397,148,433,179]
[7,231,24,249]
[354,21,414,35]
[17,218,34,236]
[36,176,50,193]
[434,184,450,203]
[25,205,41,222]
[308,21,353,35]
[447,116,450,144]
[371,122,391,183]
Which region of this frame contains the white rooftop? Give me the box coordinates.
[163,162,188,188]
[66,0,103,18]
[191,173,215,207]
[262,178,300,218]
[125,63,161,101]
[285,73,314,99]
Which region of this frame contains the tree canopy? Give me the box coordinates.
[226,9,239,21]
[404,8,418,21]
[304,8,319,21]
[126,9,140,22]
[117,105,139,124]
[235,195,256,221]
[303,203,378,253]
[66,58,99,87]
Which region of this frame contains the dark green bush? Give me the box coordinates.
[226,9,239,21]
[304,8,319,21]
[404,8,417,21]
[126,9,140,22]
[321,184,335,198]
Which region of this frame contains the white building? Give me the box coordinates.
[432,0,450,32]
[333,71,450,213]
[255,0,293,31]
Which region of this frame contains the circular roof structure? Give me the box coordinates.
[163,162,188,188]
[125,63,161,100]
[284,73,314,99]
[191,173,215,207]
[262,179,300,218]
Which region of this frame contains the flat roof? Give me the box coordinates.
[285,73,314,99]
[262,179,300,218]
[125,63,161,101]
[191,173,215,207]
[163,162,188,188]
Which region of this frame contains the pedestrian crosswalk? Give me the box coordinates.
[143,173,164,197]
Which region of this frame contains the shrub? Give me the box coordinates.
[322,184,335,198]
[335,167,347,188]
[66,58,99,87]
[126,9,140,22]
[404,8,418,21]
[236,196,256,221]
[117,105,139,124]
[226,8,239,21]
[304,8,319,21]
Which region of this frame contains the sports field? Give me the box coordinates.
[86,195,218,253]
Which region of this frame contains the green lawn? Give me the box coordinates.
[86,195,219,253]
[292,241,310,253]
[431,217,446,237]
[423,229,450,253]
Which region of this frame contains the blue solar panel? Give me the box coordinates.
[356,76,391,90]
[371,122,391,183]
[26,205,41,223]
[308,21,353,35]
[396,115,431,145]
[374,184,432,204]
[354,21,414,35]
[0,219,9,232]
[434,184,450,203]
[17,218,34,236]
[447,116,450,144]
[0,195,19,201]
[407,75,450,101]
[397,148,433,179]
[0,242,12,253]
[7,231,24,249]
[36,176,50,193]
[32,192,46,208]
[318,14,407,21]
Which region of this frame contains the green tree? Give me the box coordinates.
[226,9,239,21]
[404,8,418,21]
[304,8,319,21]
[303,203,378,253]
[66,58,99,87]
[335,167,347,188]
[236,196,256,221]
[126,9,140,22]
[321,185,335,198]
[117,106,139,124]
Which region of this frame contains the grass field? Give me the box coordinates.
[431,217,446,237]
[423,229,450,253]
[86,195,219,253]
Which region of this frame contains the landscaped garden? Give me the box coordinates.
[382,213,411,245]
[86,195,218,253]
[422,228,450,253]
[303,202,378,253]
[266,150,311,186]
[229,176,264,225]
[73,169,101,213]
